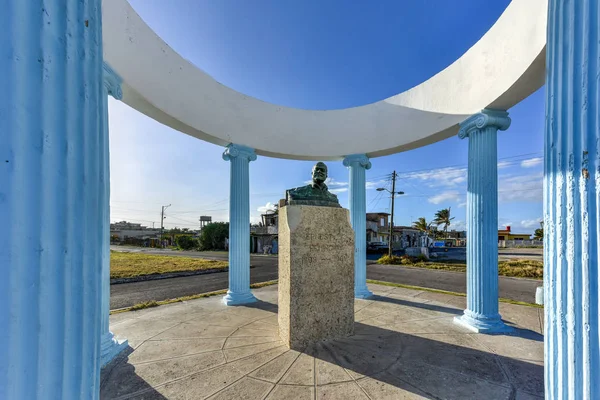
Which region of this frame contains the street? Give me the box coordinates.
[110,247,542,309]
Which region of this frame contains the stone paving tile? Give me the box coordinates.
[499,302,544,334]
[153,322,239,340]
[206,377,274,400]
[357,373,433,399]
[128,337,225,364]
[249,350,301,383]
[315,358,354,385]
[469,330,544,362]
[399,333,509,385]
[111,319,184,349]
[317,381,370,399]
[387,359,513,400]
[223,335,281,349]
[516,390,544,399]
[231,326,280,338]
[279,353,315,386]
[265,384,314,400]
[100,349,225,399]
[224,341,284,362]
[104,284,545,400]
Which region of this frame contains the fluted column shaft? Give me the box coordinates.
[223,144,257,305]
[343,154,373,299]
[454,109,512,334]
[100,64,128,367]
[545,1,600,398]
[0,1,103,398]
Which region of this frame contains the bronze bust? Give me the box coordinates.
[286,162,341,207]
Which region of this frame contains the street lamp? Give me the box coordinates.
[376,187,405,256]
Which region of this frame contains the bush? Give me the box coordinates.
[377,255,415,265]
[415,253,429,262]
[175,235,198,250]
[198,222,229,251]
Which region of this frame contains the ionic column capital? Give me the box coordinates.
[223,144,257,162]
[458,109,511,139]
[103,62,123,100]
[342,154,371,170]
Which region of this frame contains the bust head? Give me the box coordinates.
[311,162,328,185]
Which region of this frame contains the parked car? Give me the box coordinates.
[367,241,389,253]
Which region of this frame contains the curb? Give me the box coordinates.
[110,265,256,285]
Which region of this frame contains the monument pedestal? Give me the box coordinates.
[278,205,355,350]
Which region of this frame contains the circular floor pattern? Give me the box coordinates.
[101,285,544,399]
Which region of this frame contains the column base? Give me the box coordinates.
[101,331,129,368]
[222,290,257,306]
[454,310,513,334]
[355,286,374,299]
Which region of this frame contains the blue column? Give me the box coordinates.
[343,154,373,299]
[545,1,600,398]
[222,144,257,306]
[100,64,128,367]
[0,1,103,399]
[453,109,512,334]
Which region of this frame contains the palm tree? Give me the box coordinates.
[434,207,455,238]
[533,221,543,241]
[412,217,432,246]
[412,217,429,233]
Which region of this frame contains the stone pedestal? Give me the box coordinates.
[278,205,355,350]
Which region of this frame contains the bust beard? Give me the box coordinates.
[311,180,328,191]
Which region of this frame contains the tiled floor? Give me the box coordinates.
[101,284,544,399]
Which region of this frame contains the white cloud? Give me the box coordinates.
[304,177,348,187]
[457,201,467,208]
[451,220,466,231]
[366,179,389,190]
[521,157,543,168]
[498,172,543,203]
[330,187,348,194]
[400,167,467,188]
[428,190,461,204]
[257,202,277,213]
[497,160,512,169]
[521,218,543,229]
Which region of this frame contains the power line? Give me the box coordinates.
[395,151,542,176]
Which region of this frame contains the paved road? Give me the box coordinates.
[110,247,541,309]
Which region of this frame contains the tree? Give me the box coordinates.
[533,221,544,241]
[412,217,430,233]
[434,207,455,238]
[198,222,229,251]
[175,235,198,250]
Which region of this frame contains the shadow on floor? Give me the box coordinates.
[102,298,543,399]
[302,322,543,398]
[100,346,168,400]
[370,294,464,315]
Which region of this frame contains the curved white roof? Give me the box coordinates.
[102,0,547,160]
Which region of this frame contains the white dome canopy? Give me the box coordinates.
[102,0,547,160]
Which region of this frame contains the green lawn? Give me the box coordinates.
[378,255,543,280]
[110,251,228,279]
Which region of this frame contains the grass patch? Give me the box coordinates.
[377,256,543,280]
[110,280,279,314]
[366,279,542,308]
[110,251,228,279]
[128,301,160,311]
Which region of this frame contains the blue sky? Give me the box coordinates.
[109,0,543,234]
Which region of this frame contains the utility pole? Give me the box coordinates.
[376,173,404,257]
[160,204,171,244]
[389,171,396,257]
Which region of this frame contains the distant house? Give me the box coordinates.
[110,221,160,241]
[498,226,530,241]
[366,212,390,243]
[250,211,278,254]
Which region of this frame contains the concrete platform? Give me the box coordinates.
[101,284,544,399]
